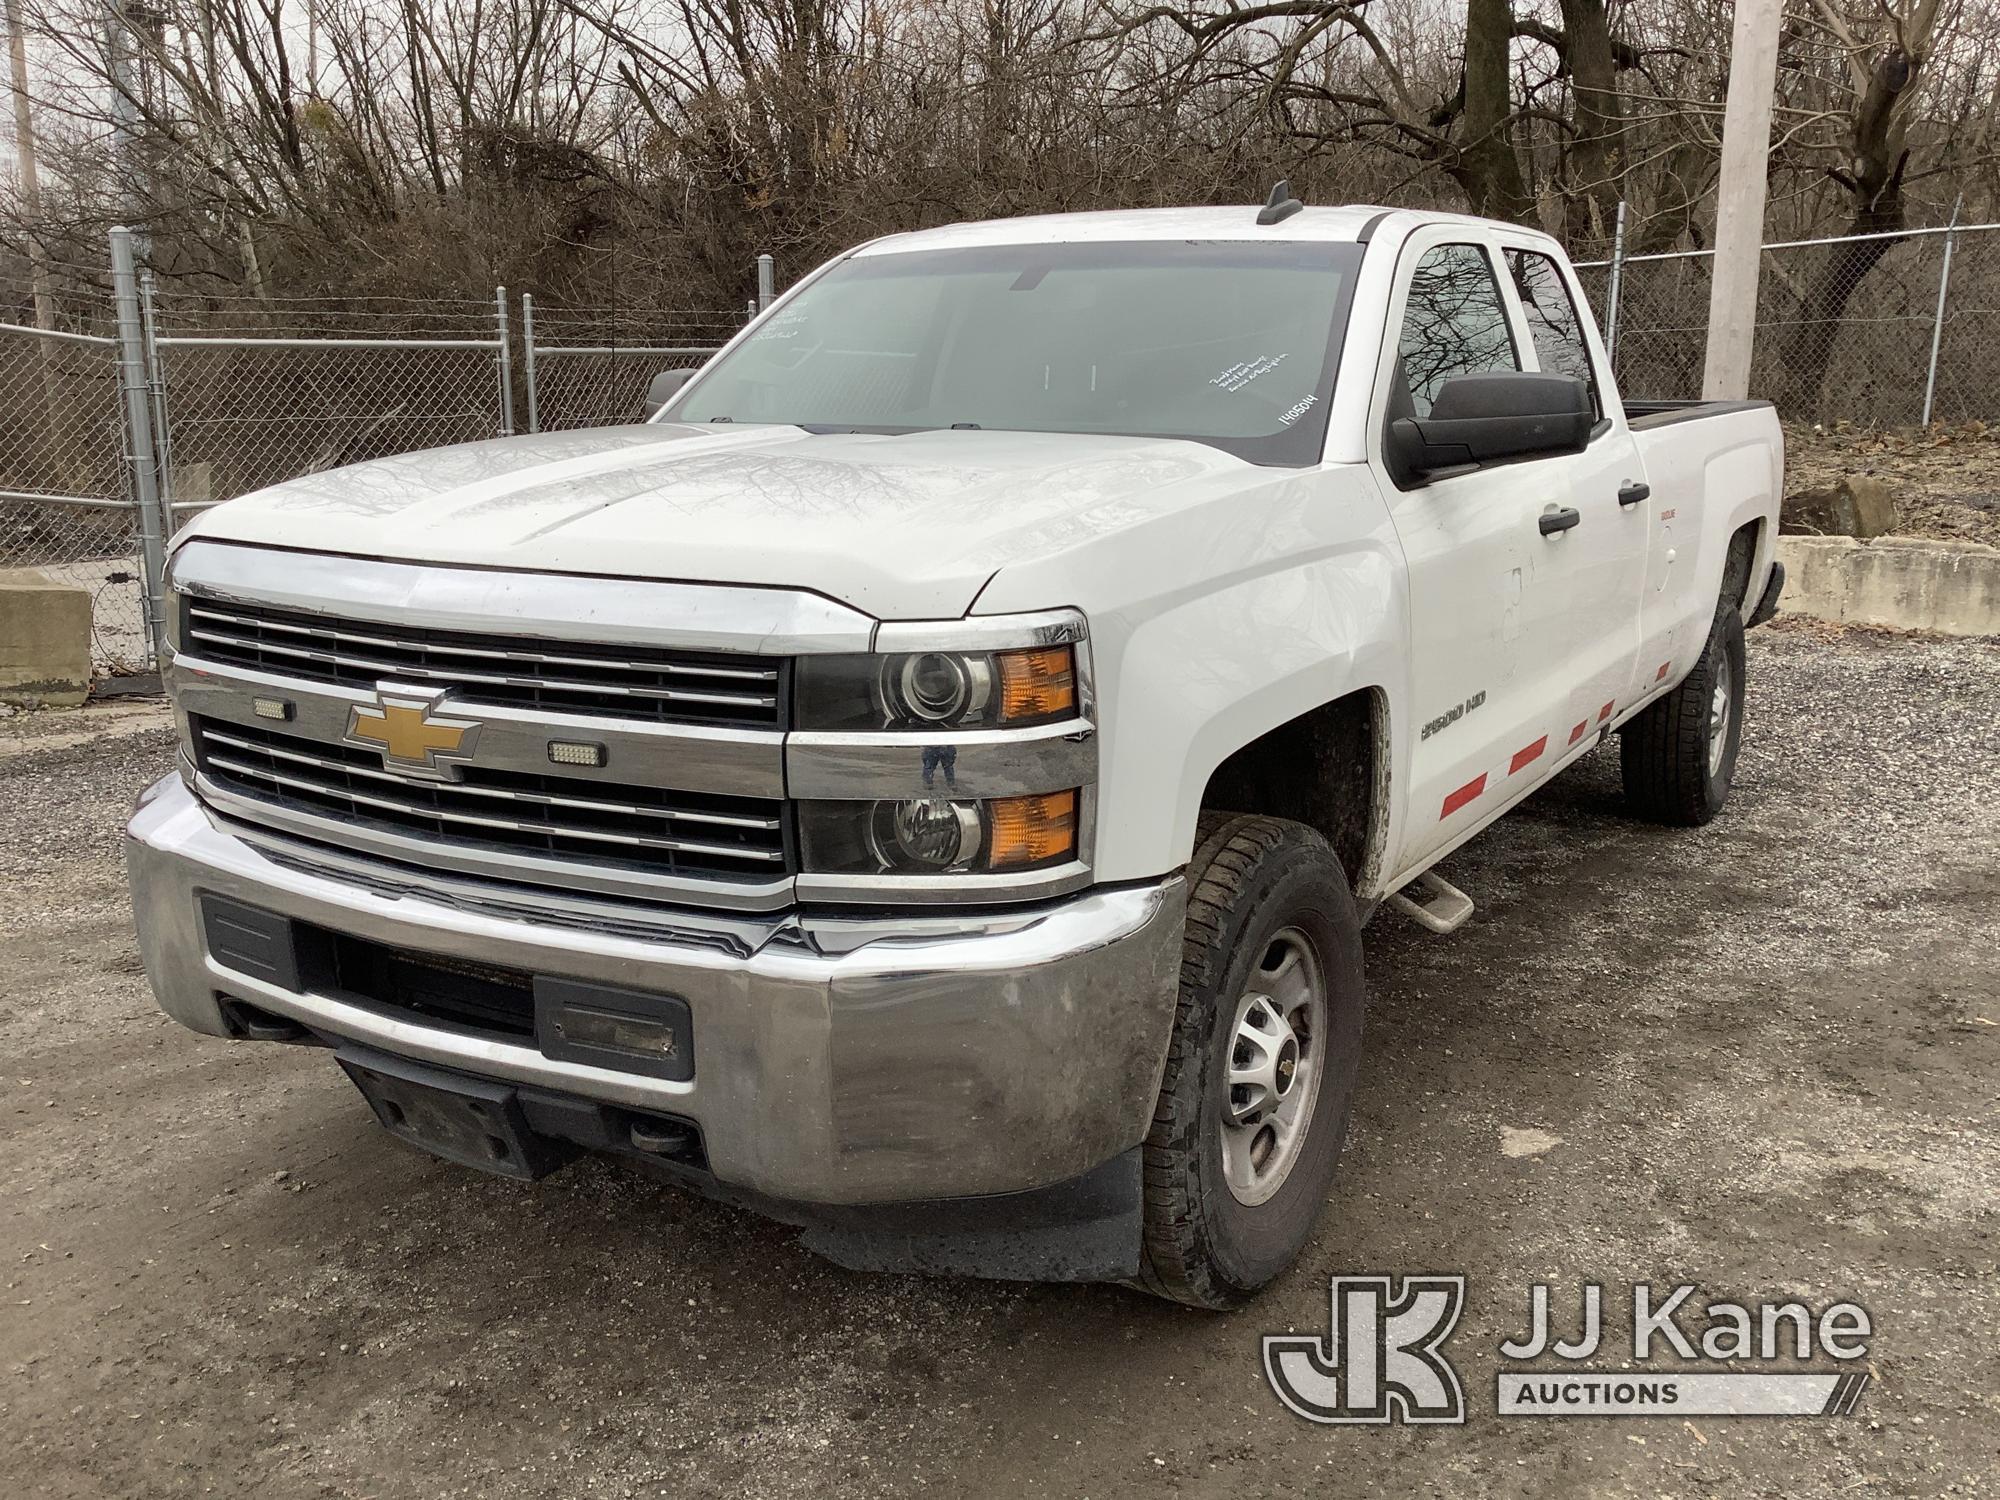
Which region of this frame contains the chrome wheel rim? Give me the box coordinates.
[1220,928,1327,1207]
[1708,654,1733,777]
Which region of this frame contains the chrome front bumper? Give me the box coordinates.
[126,775,1184,1206]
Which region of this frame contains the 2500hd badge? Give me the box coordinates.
[1422,690,1487,741]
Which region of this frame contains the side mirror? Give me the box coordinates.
[642,367,698,419]
[1387,371,1592,484]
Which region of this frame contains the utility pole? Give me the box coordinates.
[104,0,145,250]
[4,0,54,330]
[1702,0,1784,399]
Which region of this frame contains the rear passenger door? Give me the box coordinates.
[1497,242,1651,754]
[1369,234,1567,874]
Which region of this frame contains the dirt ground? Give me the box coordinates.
[1785,421,2000,546]
[2,624,1996,1499]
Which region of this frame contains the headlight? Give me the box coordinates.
[790,611,1092,898]
[800,790,1079,875]
[795,646,1077,731]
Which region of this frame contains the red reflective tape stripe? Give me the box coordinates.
[1656,661,1672,681]
[1509,736,1548,774]
[1441,774,1487,818]
[1568,719,1588,745]
[1597,700,1615,723]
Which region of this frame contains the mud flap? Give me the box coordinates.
[1747,559,1786,628]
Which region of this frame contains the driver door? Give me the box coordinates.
[1369,235,1581,876]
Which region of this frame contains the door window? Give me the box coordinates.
[1506,249,1601,417]
[1393,244,1519,417]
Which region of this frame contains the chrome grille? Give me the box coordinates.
[191,716,792,884]
[181,597,786,729]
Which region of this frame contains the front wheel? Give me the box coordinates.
[1619,606,1747,825]
[1132,814,1365,1309]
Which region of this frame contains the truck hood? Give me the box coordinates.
[178,423,1263,619]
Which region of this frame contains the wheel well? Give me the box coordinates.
[1198,689,1387,894]
[1722,519,1762,615]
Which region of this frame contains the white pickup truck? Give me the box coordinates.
[128,198,1783,1307]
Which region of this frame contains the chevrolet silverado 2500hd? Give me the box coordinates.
[128,200,1784,1307]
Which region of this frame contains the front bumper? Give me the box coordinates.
[126,774,1184,1209]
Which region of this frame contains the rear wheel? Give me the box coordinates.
[1133,814,1365,1309]
[1619,605,1746,825]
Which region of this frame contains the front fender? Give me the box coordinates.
[1089,543,1405,886]
[969,461,1409,889]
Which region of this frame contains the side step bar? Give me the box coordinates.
[1385,871,1476,934]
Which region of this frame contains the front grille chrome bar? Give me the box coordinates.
[189,716,795,907]
[203,752,786,863]
[186,624,780,716]
[199,727,783,833]
[186,604,776,682]
[181,598,787,729]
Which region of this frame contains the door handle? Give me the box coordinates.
[1539,507,1582,536]
[1618,481,1651,507]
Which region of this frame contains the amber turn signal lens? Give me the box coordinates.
[988,789,1078,869]
[996,646,1076,722]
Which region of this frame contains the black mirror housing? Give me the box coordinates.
[642,367,698,419]
[1388,371,1593,484]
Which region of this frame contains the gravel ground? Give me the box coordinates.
[2,623,1996,1499]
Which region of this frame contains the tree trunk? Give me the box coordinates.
[1450,0,1534,223]
[1779,45,1921,415]
[1556,0,1624,248]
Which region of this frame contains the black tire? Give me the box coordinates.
[1132,814,1365,1310]
[1619,605,1747,825]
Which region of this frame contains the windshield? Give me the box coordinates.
[666,240,1363,466]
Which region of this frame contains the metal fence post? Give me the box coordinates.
[521,292,539,434]
[493,284,516,435]
[1605,199,1628,368]
[138,266,174,525]
[745,298,757,323]
[757,254,775,311]
[1921,198,1962,428]
[109,225,169,668]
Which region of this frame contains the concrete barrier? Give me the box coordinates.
[1776,535,2000,637]
[0,568,93,707]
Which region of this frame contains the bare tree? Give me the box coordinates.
[1774,0,1955,409]
[0,0,1991,334]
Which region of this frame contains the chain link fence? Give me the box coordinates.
[8,223,2000,684]
[0,325,126,550]
[1578,220,2000,429]
[142,286,514,514]
[0,244,751,676]
[521,299,748,432]
[0,256,150,669]
[157,334,511,506]
[0,254,523,673]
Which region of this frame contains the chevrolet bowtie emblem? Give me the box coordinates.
[344,688,481,779]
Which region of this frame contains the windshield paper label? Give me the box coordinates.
[1210,352,1289,392]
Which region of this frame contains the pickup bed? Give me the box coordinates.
[129,201,1782,1307]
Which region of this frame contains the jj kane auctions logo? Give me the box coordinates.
[1264,1277,1874,1424]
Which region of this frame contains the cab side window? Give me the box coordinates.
[1393,244,1519,418]
[1506,248,1601,418]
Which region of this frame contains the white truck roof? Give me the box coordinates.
[852,203,1556,256]
[852,204,1388,254]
